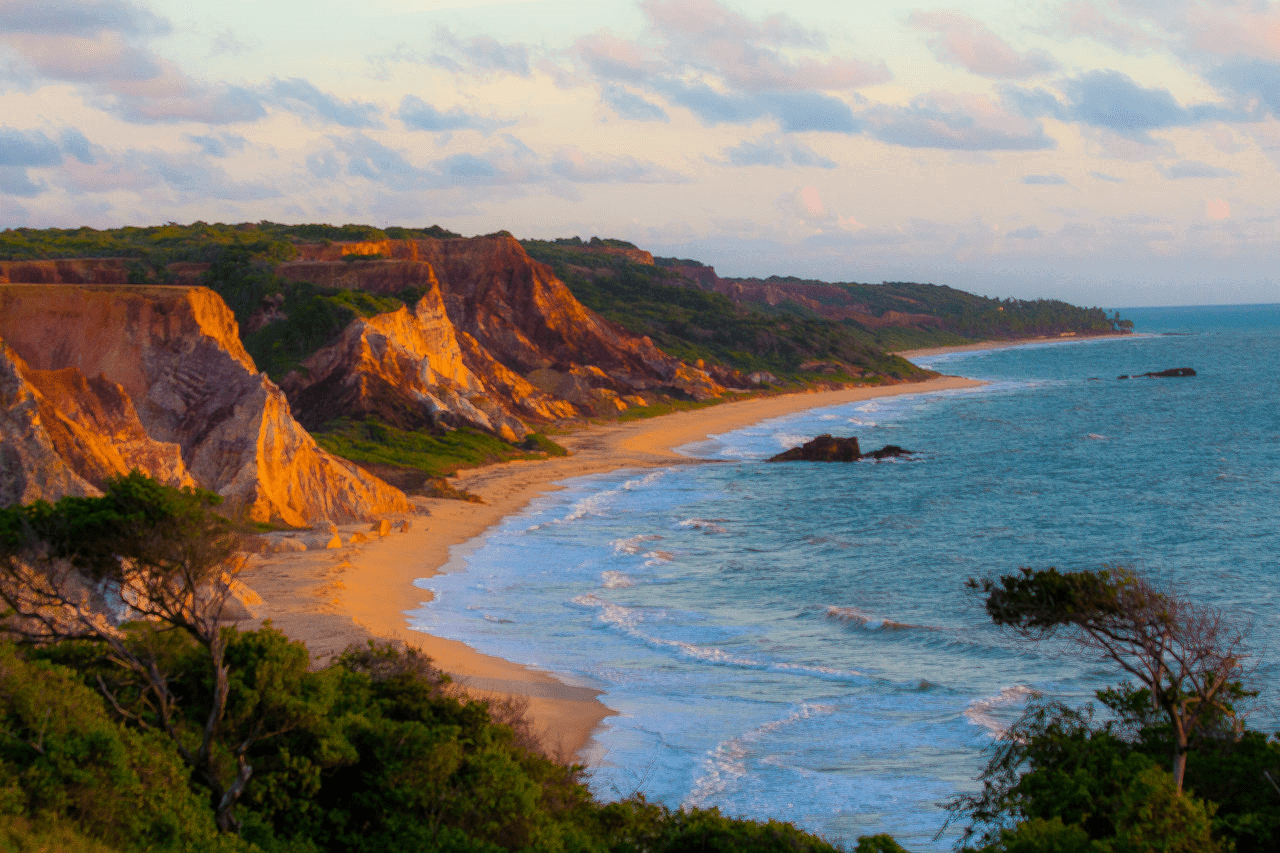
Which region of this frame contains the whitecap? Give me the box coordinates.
[684,703,837,809]
[825,605,927,631]
[601,571,634,589]
[613,533,663,554]
[676,518,728,534]
[964,685,1040,738]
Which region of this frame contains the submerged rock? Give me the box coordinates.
[1138,367,1197,378]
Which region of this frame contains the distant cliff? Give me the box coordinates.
[0,284,410,525]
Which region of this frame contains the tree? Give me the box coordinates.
[0,472,288,833]
[969,566,1250,793]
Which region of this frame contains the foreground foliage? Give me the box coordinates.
[944,566,1280,853]
[0,477,845,852]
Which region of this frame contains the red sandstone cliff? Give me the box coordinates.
[274,235,722,424]
[0,285,410,525]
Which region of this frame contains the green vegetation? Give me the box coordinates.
[0,221,460,265]
[720,276,1120,342]
[943,566,1279,853]
[314,418,566,483]
[0,477,850,852]
[522,240,927,383]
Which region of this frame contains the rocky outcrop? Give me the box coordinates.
[274,236,723,426]
[280,281,538,440]
[0,285,410,525]
[1,344,100,506]
[767,434,915,462]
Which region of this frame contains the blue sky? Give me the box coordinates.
[2,0,1278,306]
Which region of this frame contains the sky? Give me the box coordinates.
[2,0,1278,307]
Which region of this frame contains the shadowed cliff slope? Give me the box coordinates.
[0,284,409,525]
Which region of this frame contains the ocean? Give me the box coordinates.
[410,304,1280,850]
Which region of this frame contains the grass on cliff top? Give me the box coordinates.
[315,419,566,484]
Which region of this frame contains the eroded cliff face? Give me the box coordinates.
[0,285,409,525]
[274,235,722,424]
[1,344,100,506]
[280,276,548,440]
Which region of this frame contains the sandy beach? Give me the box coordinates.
[239,373,983,759]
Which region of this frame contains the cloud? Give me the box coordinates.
[1091,171,1124,183]
[565,0,884,134]
[1001,70,1244,142]
[1007,225,1043,239]
[549,148,685,183]
[1059,2,1280,66]
[398,94,511,134]
[430,31,533,78]
[865,93,1056,151]
[187,133,246,158]
[1209,59,1280,117]
[573,31,663,85]
[46,141,278,201]
[1064,71,1195,135]
[1022,173,1066,185]
[0,166,46,196]
[0,0,265,125]
[60,128,95,164]
[1057,0,1162,52]
[0,128,62,197]
[1160,160,1237,179]
[640,0,889,92]
[270,78,381,128]
[601,85,669,121]
[0,0,168,39]
[106,78,265,124]
[910,10,1058,79]
[720,136,836,168]
[0,127,63,167]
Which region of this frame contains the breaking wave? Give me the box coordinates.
[964,685,1040,738]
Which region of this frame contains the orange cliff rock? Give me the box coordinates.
[275,235,723,423]
[279,261,570,439]
[0,284,410,525]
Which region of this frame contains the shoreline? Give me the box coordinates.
[895,330,1130,360]
[238,374,984,759]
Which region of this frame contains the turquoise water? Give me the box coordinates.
[411,304,1280,850]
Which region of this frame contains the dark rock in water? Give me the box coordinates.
[1138,367,1196,378]
[769,434,861,462]
[1118,375,1129,380]
[863,444,915,460]
[767,434,914,462]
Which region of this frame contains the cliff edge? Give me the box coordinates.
[0,284,410,525]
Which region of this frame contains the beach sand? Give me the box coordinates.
[238,374,983,760]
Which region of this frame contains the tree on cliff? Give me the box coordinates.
[0,472,306,833]
[968,566,1251,793]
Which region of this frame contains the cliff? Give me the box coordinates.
[0,259,132,285]
[274,235,722,426]
[0,285,410,525]
[279,276,553,439]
